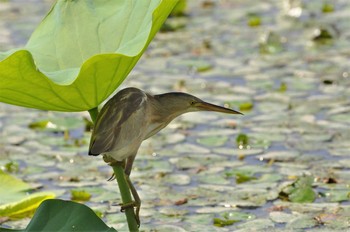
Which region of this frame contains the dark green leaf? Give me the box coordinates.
[236,133,249,149]
[279,176,316,203]
[0,199,117,232]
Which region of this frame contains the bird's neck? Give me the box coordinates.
[141,94,182,139]
[150,95,187,124]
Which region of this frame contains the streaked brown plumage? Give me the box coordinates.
[89,87,242,225]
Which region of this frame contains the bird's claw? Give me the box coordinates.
[119,201,136,212]
[107,174,115,181]
[119,201,140,227]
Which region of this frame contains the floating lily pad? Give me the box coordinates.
[258,151,300,162]
[28,116,85,132]
[183,214,212,225]
[214,211,255,227]
[0,170,55,220]
[235,133,249,149]
[225,169,257,184]
[214,148,263,156]
[279,176,316,203]
[325,190,350,202]
[198,174,230,185]
[259,32,284,54]
[173,143,211,154]
[161,174,191,185]
[0,192,55,219]
[247,13,261,27]
[269,211,298,223]
[236,218,274,230]
[0,170,32,204]
[196,136,228,147]
[159,207,188,217]
[71,189,92,202]
[315,212,350,230]
[170,58,213,72]
[286,215,317,229]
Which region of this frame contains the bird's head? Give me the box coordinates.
[154,92,242,118]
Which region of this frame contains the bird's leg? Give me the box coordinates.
[110,161,140,230]
[124,174,141,226]
[124,155,141,226]
[108,155,140,226]
[102,156,134,208]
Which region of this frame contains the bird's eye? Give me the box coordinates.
[190,101,196,105]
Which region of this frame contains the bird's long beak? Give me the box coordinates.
[195,102,243,115]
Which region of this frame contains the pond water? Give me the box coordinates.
[1,0,350,231]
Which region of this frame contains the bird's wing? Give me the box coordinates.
[88,88,147,156]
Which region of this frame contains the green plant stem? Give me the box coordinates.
[88,107,99,123]
[112,165,139,232]
[88,108,139,231]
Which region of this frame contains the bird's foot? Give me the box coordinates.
[119,201,140,227]
[102,154,120,165]
[119,201,136,211]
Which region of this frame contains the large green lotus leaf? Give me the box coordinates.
[0,199,117,232]
[0,0,178,112]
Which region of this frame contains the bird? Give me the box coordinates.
[88,87,242,226]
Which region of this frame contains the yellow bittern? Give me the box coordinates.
[88,87,242,225]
